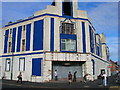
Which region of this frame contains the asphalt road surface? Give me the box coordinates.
[1,74,120,90]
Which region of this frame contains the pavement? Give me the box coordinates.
[1,74,120,90]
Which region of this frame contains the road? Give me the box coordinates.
[1,74,120,90]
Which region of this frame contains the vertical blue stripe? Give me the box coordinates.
[70,1,73,17]
[82,22,86,53]
[92,59,95,75]
[11,28,16,52]
[4,30,9,53]
[26,24,31,51]
[99,39,102,57]
[16,26,22,52]
[50,18,54,51]
[33,20,44,51]
[97,46,100,56]
[89,26,94,53]
[95,34,97,55]
[89,26,92,53]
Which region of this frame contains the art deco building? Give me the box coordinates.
[0,0,110,82]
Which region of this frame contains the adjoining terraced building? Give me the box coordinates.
[0,0,110,82]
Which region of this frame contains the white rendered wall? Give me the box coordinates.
[92,55,110,79]
[85,22,90,53]
[44,17,50,51]
[76,20,83,52]
[42,60,52,82]
[72,0,78,17]
[34,0,62,16]
[54,17,60,52]
[2,54,45,82]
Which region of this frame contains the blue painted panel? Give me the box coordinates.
[32,58,42,76]
[99,39,102,57]
[33,20,44,51]
[16,26,22,52]
[26,24,31,51]
[60,34,76,40]
[4,30,9,53]
[96,46,100,56]
[50,18,54,51]
[11,28,16,52]
[95,34,97,55]
[89,26,94,53]
[82,22,86,53]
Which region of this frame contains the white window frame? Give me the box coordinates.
[19,58,25,72]
[5,59,10,71]
[61,39,76,51]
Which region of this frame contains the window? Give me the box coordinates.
[5,59,10,71]
[23,25,26,31]
[8,42,11,53]
[63,0,73,16]
[101,69,105,74]
[22,39,25,51]
[61,39,76,51]
[22,25,26,38]
[10,29,12,34]
[19,58,25,71]
[61,23,75,34]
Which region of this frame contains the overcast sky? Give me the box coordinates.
[1,0,119,63]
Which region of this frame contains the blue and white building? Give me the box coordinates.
[0,0,110,82]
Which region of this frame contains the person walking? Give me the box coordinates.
[54,70,58,81]
[68,72,72,85]
[17,72,22,83]
[73,71,77,82]
[98,73,103,85]
[83,74,88,83]
[102,72,107,86]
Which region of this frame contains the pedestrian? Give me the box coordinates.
[116,71,120,84]
[17,72,22,83]
[68,72,72,85]
[54,70,58,81]
[73,71,77,82]
[102,72,107,86]
[98,73,103,85]
[83,74,88,83]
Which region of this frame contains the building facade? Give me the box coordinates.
[1,0,110,82]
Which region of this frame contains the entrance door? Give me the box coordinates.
[52,61,84,79]
[32,58,42,76]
